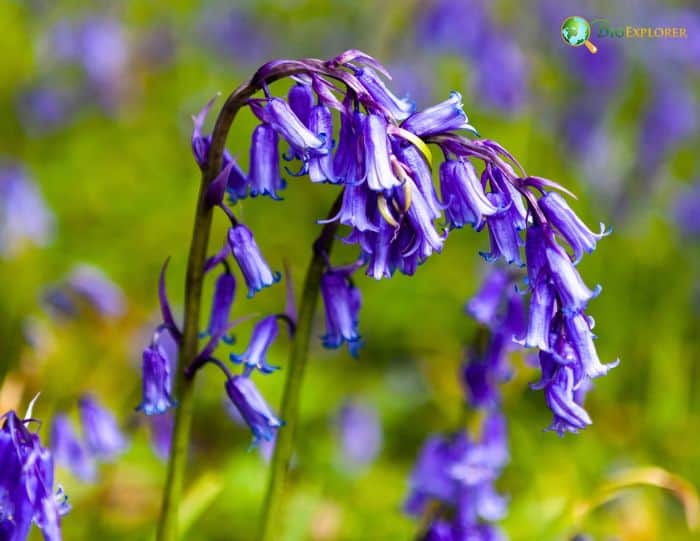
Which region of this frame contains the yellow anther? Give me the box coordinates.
[378,195,400,227]
[389,126,433,166]
[403,181,413,213]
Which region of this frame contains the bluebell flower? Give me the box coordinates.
[479,192,525,266]
[66,264,126,318]
[472,34,528,113]
[462,359,499,409]
[320,268,362,357]
[0,163,54,257]
[308,105,339,183]
[465,268,508,327]
[396,144,442,220]
[249,124,285,199]
[364,211,397,280]
[250,98,325,157]
[402,178,446,262]
[519,278,555,350]
[564,312,618,379]
[440,159,498,230]
[137,338,177,416]
[1,410,68,541]
[287,83,314,127]
[362,115,402,191]
[356,67,415,120]
[224,376,283,444]
[543,234,600,314]
[321,182,378,232]
[50,414,96,482]
[403,92,476,137]
[535,354,592,436]
[206,271,236,336]
[78,395,127,461]
[337,401,382,467]
[230,316,280,374]
[539,192,609,264]
[228,224,281,297]
[190,97,249,202]
[333,110,365,183]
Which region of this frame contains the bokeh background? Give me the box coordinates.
[1,0,699,539]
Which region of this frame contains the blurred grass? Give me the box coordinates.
[1,0,699,540]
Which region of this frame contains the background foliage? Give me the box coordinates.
[1,0,698,540]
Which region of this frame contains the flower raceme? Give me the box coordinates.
[139,50,617,453]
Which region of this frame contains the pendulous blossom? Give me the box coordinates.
[440,159,498,230]
[230,316,281,374]
[50,415,96,482]
[225,376,283,444]
[250,98,325,157]
[362,114,402,191]
[402,92,476,137]
[1,409,69,541]
[206,271,236,336]
[137,337,178,416]
[356,67,415,120]
[78,395,127,461]
[320,268,362,357]
[228,224,281,297]
[249,124,285,199]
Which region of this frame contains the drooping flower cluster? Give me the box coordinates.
[139,247,289,445]
[1,408,70,541]
[147,49,616,450]
[43,264,126,320]
[405,413,509,541]
[51,395,128,481]
[0,162,54,258]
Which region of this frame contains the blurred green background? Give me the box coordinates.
[1,0,699,540]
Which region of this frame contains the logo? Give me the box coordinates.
[561,16,598,54]
[561,16,689,54]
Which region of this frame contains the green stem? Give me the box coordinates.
[258,197,342,541]
[155,60,339,541]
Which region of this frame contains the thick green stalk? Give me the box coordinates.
[155,60,335,541]
[258,199,341,541]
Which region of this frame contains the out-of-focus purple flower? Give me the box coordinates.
[66,264,126,317]
[405,414,508,534]
[639,84,697,171]
[336,401,382,467]
[462,359,499,409]
[148,412,173,461]
[673,182,700,238]
[228,224,281,297]
[197,6,271,68]
[137,338,177,416]
[472,35,528,113]
[0,163,54,257]
[1,409,68,540]
[249,124,285,200]
[78,395,127,461]
[465,268,509,327]
[416,0,486,54]
[50,414,96,482]
[230,316,280,374]
[225,376,283,444]
[320,268,362,357]
[16,85,75,134]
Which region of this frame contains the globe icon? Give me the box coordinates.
[561,16,590,47]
